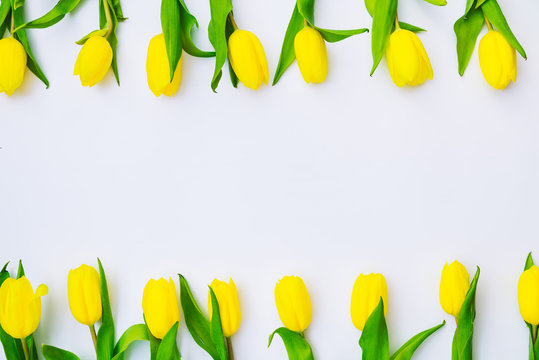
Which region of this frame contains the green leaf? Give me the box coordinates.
[297,0,314,25]
[359,298,389,360]
[27,335,39,360]
[268,328,314,360]
[365,0,375,17]
[179,0,214,57]
[0,0,10,29]
[16,260,24,279]
[11,2,49,87]
[225,17,238,87]
[13,0,84,31]
[156,322,180,360]
[96,258,115,360]
[41,345,80,360]
[0,327,21,360]
[209,288,228,360]
[315,27,368,43]
[161,0,182,82]
[207,0,232,92]
[423,0,446,5]
[370,0,397,75]
[399,22,426,33]
[98,0,120,85]
[110,0,123,21]
[525,252,535,271]
[112,324,150,360]
[454,7,484,76]
[390,321,445,360]
[452,267,480,360]
[465,0,476,15]
[179,275,219,360]
[143,319,160,360]
[475,0,487,8]
[13,0,23,10]
[481,0,526,59]
[272,4,304,86]
[0,263,9,285]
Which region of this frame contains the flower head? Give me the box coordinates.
[146,33,183,97]
[228,29,269,90]
[0,37,27,96]
[478,30,516,90]
[74,36,113,87]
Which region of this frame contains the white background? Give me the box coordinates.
[2,0,539,358]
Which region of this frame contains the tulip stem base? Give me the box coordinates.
[21,339,30,360]
[533,325,538,344]
[228,13,238,30]
[226,337,234,360]
[89,325,98,352]
[484,13,493,31]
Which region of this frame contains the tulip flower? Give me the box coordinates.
[385,29,433,87]
[274,276,312,333]
[294,26,328,84]
[478,30,516,90]
[0,276,48,339]
[74,36,113,87]
[439,261,470,318]
[351,273,387,331]
[142,277,180,339]
[0,37,27,96]
[519,265,539,326]
[208,278,241,337]
[146,33,183,97]
[228,29,269,90]
[68,264,102,326]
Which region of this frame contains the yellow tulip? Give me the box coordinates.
[228,29,269,90]
[0,37,27,96]
[0,276,48,339]
[67,264,102,326]
[439,261,470,318]
[146,33,183,97]
[274,276,312,333]
[385,29,433,87]
[74,36,113,87]
[478,30,516,90]
[208,278,241,337]
[294,26,328,84]
[142,277,180,339]
[518,265,539,325]
[350,273,387,331]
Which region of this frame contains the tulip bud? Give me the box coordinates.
[208,278,241,337]
[294,27,328,84]
[350,273,387,331]
[0,37,27,96]
[0,276,48,339]
[274,276,312,333]
[439,261,470,318]
[74,36,113,87]
[478,30,516,90]
[518,265,539,325]
[146,33,183,97]
[67,264,102,326]
[385,29,433,87]
[142,277,180,339]
[228,29,269,90]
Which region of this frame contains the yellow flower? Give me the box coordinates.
[67,264,102,326]
[228,29,269,90]
[146,33,183,97]
[518,265,539,325]
[385,29,433,87]
[208,278,241,337]
[439,261,470,317]
[142,277,180,339]
[74,36,113,87]
[294,26,328,84]
[274,276,312,333]
[478,30,516,90]
[0,37,27,96]
[350,273,387,331]
[0,276,48,339]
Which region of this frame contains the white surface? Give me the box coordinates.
[2,0,539,358]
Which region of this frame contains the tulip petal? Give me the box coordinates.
[0,38,27,96]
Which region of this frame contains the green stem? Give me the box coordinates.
[394,13,400,30]
[89,325,98,353]
[103,0,113,37]
[228,12,238,30]
[226,337,234,360]
[10,10,14,34]
[21,338,30,360]
[533,325,538,344]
